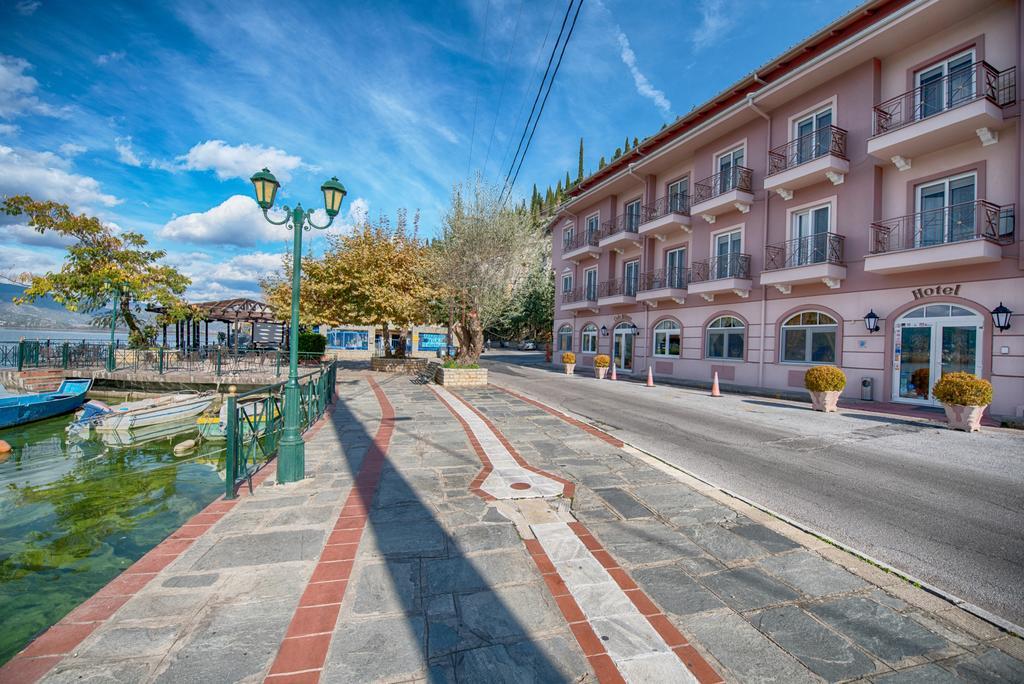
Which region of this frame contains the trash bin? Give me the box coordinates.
[861,376,874,401]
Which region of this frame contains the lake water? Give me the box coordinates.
[0,411,225,664]
[0,327,131,344]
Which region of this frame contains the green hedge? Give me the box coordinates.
[298,331,327,355]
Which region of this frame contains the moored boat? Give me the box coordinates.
[73,391,216,433]
[0,379,93,429]
[197,396,277,440]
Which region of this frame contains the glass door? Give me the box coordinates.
[668,179,688,213]
[624,260,639,296]
[717,148,744,193]
[715,230,741,278]
[894,306,983,405]
[613,326,634,372]
[584,269,597,300]
[896,325,933,401]
[795,108,832,163]
[793,205,830,265]
[666,248,686,288]
[916,173,975,247]
[625,200,642,231]
[916,51,974,119]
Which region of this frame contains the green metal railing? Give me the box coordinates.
[0,340,323,376]
[224,362,337,499]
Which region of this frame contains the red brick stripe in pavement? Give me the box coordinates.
[264,376,394,683]
[432,385,721,683]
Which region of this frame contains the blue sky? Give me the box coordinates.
[1,0,862,301]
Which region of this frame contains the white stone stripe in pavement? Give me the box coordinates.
[432,385,564,500]
[532,521,698,684]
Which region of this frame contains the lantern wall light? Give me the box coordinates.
[991,302,1012,331]
[864,310,880,334]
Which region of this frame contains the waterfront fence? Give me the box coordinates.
[224,361,337,498]
[0,340,323,376]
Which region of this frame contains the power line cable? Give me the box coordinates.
[465,0,493,177]
[481,0,525,180]
[500,0,575,197]
[503,0,584,205]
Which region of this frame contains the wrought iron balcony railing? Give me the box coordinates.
[642,193,690,223]
[639,267,688,291]
[599,212,642,239]
[690,253,751,282]
[872,62,1016,136]
[562,286,598,304]
[767,126,848,176]
[693,166,753,205]
[869,200,1015,254]
[562,228,600,252]
[765,233,845,270]
[598,277,639,298]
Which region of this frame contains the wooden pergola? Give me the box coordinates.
[146,298,287,350]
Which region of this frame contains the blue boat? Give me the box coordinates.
[0,379,93,429]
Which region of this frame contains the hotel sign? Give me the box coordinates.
[911,284,961,299]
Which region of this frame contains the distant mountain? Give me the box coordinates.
[0,283,96,329]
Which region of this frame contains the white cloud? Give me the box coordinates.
[159,194,285,246]
[59,142,86,156]
[0,54,66,119]
[177,140,304,182]
[95,51,126,66]
[115,136,142,166]
[165,251,281,300]
[0,245,63,277]
[0,145,121,209]
[691,0,735,51]
[14,1,41,16]
[5,222,76,249]
[0,124,17,136]
[614,29,671,117]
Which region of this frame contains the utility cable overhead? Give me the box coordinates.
[481,0,525,179]
[466,0,493,177]
[502,0,583,206]
[499,0,576,200]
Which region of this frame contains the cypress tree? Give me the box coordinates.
[598,156,606,170]
[564,171,571,189]
[633,136,639,148]
[624,136,630,152]
[577,138,584,181]
[613,147,622,160]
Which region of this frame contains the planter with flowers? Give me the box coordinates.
[933,372,992,432]
[561,352,576,375]
[804,365,846,412]
[593,354,610,379]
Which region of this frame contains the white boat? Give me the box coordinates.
[77,392,216,433]
[197,397,276,440]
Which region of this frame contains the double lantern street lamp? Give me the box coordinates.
[250,168,347,484]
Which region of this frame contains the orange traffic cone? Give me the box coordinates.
[610,362,617,381]
[646,366,654,387]
[710,371,721,397]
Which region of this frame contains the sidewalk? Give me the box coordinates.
[3,370,1021,683]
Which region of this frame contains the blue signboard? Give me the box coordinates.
[326,329,369,350]
[418,332,447,351]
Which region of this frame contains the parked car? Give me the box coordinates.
[520,340,537,351]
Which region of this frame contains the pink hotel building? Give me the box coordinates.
[551,0,1024,417]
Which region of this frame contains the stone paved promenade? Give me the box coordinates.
[3,371,1023,683]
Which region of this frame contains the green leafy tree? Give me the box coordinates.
[1,196,189,341]
[633,136,640,149]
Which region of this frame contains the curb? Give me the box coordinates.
[491,379,1024,640]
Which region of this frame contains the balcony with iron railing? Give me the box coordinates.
[868,62,1016,165]
[691,167,754,222]
[597,212,642,250]
[639,193,692,238]
[764,126,849,199]
[597,276,639,305]
[865,200,1015,274]
[561,285,599,311]
[688,253,753,301]
[636,267,689,305]
[760,233,847,293]
[562,228,601,262]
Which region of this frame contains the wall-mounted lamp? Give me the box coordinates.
[600,325,609,337]
[863,310,880,333]
[628,323,640,336]
[991,302,1012,331]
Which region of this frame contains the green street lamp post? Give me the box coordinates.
[250,168,346,484]
[107,282,120,372]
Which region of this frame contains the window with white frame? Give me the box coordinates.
[713,229,743,279]
[916,49,974,119]
[625,199,642,230]
[653,320,681,357]
[561,273,573,294]
[581,323,597,353]
[794,106,833,163]
[563,224,575,249]
[916,172,976,246]
[557,325,573,351]
[584,268,598,300]
[668,178,689,213]
[706,316,745,360]
[781,311,837,364]
[586,213,600,240]
[717,147,745,193]
[791,204,831,265]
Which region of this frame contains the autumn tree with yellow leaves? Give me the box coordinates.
[261,209,436,357]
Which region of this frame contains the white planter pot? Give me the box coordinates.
[942,403,986,432]
[564,363,575,375]
[808,390,841,412]
[595,367,608,379]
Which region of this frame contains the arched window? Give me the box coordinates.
[706,316,744,360]
[557,325,573,351]
[652,320,681,357]
[581,324,598,353]
[781,311,837,363]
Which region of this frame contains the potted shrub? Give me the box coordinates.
[804,365,846,412]
[593,354,610,379]
[561,351,576,375]
[933,372,992,432]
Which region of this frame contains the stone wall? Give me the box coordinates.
[434,366,488,387]
[370,357,430,374]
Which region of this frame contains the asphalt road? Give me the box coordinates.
[481,352,1024,628]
